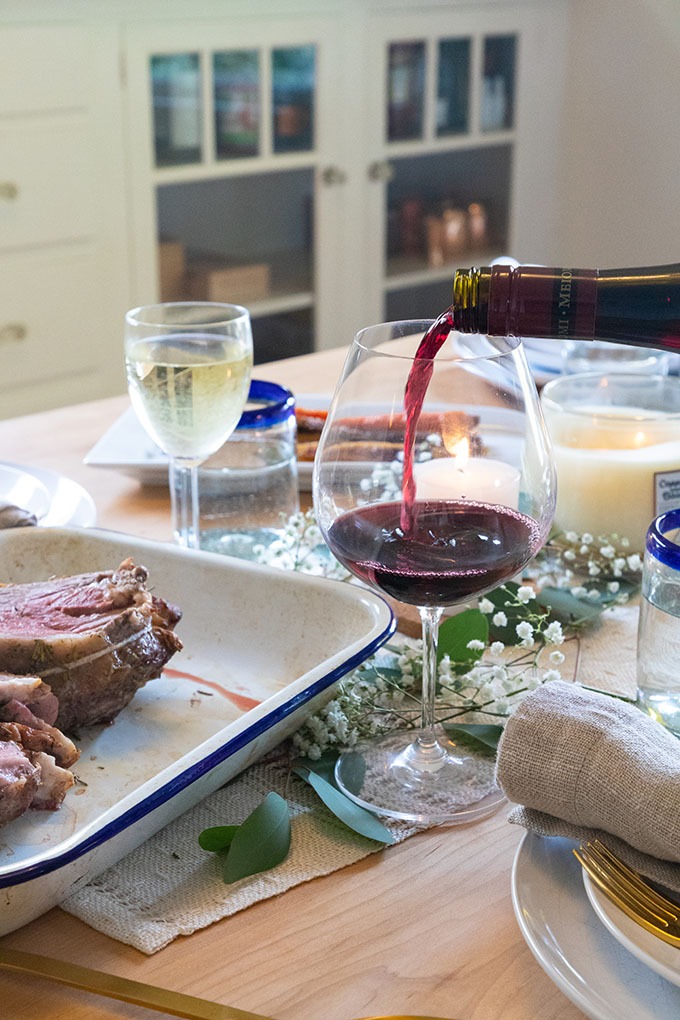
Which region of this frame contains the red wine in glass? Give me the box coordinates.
[327,499,542,606]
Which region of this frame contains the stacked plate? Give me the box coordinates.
[512,833,680,1019]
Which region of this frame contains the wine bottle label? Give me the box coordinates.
[488,265,598,339]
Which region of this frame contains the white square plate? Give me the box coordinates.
[0,527,393,935]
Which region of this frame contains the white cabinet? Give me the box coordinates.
[123,1,569,362]
[0,22,130,417]
[0,2,569,416]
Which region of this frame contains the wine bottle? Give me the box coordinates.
[451,263,680,352]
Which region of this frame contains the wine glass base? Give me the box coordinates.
[334,728,506,825]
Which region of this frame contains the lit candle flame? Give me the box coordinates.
[452,436,469,471]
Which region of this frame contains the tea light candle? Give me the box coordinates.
[550,407,680,548]
[414,448,521,508]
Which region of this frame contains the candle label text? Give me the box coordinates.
[655,469,680,516]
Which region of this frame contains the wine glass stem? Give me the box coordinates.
[170,460,200,549]
[417,604,445,755]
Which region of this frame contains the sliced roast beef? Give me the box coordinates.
[0,558,182,730]
[0,675,59,725]
[0,740,41,825]
[0,720,78,768]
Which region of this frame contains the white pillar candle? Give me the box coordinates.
[549,405,680,549]
[414,450,521,508]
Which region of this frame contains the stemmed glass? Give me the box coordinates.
[125,302,253,548]
[313,317,556,824]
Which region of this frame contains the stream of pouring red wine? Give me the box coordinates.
[401,307,455,532]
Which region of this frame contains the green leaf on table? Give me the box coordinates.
[200,792,291,885]
[197,824,240,852]
[436,609,489,665]
[442,722,503,754]
[293,763,395,844]
[535,586,609,626]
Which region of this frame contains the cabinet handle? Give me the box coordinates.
[0,323,27,343]
[0,182,19,201]
[320,165,347,186]
[368,160,394,183]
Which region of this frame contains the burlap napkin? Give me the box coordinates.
[496,678,680,893]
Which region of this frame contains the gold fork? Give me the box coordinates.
[574,839,680,948]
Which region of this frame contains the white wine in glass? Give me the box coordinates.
[125,302,253,548]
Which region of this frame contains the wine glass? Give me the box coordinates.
[313,315,556,824]
[125,302,253,548]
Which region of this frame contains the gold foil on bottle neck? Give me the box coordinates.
[452,266,490,334]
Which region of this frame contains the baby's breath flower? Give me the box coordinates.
[516,620,534,641]
[478,597,494,614]
[542,669,562,682]
[544,620,564,645]
[517,586,536,604]
[490,640,505,656]
[466,639,485,652]
[492,611,508,627]
[549,649,565,665]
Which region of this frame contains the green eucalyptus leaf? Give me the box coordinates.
[198,824,239,852]
[293,764,395,844]
[295,750,339,785]
[437,609,489,665]
[535,586,607,626]
[443,722,503,753]
[222,792,291,884]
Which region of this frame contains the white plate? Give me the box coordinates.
[0,526,394,935]
[84,396,332,491]
[1,461,96,527]
[512,833,680,1020]
[583,869,680,988]
[0,464,51,520]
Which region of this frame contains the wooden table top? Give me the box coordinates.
[0,347,588,1020]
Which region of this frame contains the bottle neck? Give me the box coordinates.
[452,265,599,339]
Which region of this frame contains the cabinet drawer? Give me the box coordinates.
[0,25,89,114]
[0,119,97,249]
[0,247,116,396]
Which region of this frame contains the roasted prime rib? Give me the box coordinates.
[0,558,182,731]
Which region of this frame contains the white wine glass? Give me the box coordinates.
[313,316,556,824]
[125,302,253,548]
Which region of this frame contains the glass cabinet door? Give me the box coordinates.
[387,41,425,142]
[151,54,202,166]
[481,35,516,132]
[372,16,518,326]
[213,50,260,159]
[272,45,315,153]
[436,38,471,137]
[128,19,333,363]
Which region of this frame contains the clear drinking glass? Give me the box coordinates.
[313,317,556,824]
[125,302,253,548]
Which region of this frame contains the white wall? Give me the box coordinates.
[555,0,680,268]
